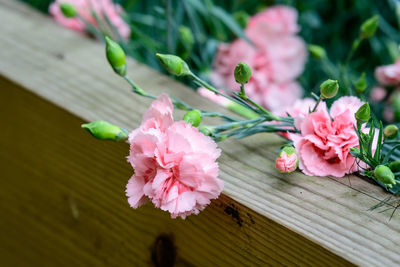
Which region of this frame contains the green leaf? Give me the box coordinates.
[210,6,252,44]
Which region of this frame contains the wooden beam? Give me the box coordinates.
[0,1,399,265]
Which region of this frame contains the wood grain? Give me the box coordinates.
[0,1,399,266]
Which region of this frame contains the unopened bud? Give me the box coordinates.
[60,2,77,18]
[384,124,399,139]
[355,102,370,125]
[183,109,202,127]
[156,53,191,76]
[354,72,367,94]
[374,165,396,188]
[275,146,299,173]
[234,62,252,84]
[320,79,339,99]
[178,26,194,50]
[82,120,128,141]
[308,44,326,60]
[389,160,400,173]
[105,36,126,76]
[360,15,379,39]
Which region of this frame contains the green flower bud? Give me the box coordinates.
[384,124,399,139]
[308,44,326,60]
[360,15,379,39]
[233,11,249,28]
[234,62,252,84]
[374,165,396,188]
[389,160,400,173]
[320,79,339,99]
[82,120,128,141]
[156,53,191,76]
[355,102,370,125]
[183,109,202,127]
[105,36,126,76]
[178,26,194,50]
[60,2,77,18]
[354,72,367,95]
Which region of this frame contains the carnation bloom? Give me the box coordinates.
[126,94,223,219]
[291,96,364,177]
[375,59,400,86]
[370,86,387,102]
[246,5,299,45]
[211,5,307,114]
[49,0,131,40]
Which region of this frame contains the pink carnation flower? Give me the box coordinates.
[370,86,387,102]
[291,96,364,177]
[246,5,299,46]
[375,59,400,86]
[126,94,223,219]
[49,0,131,40]
[211,5,307,114]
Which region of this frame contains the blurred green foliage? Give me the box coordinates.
[20,0,400,120]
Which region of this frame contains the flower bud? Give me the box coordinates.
[60,2,77,18]
[389,160,400,173]
[156,53,191,76]
[178,26,194,50]
[320,79,339,99]
[234,62,252,84]
[374,165,396,188]
[183,109,202,127]
[308,44,326,60]
[82,120,128,141]
[275,146,299,173]
[354,72,367,95]
[105,36,126,76]
[355,102,370,124]
[384,124,399,139]
[360,15,379,39]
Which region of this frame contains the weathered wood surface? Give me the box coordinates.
[0,0,399,266]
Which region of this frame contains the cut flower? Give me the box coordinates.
[290,96,364,177]
[126,94,223,219]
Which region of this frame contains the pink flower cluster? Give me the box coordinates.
[290,97,364,177]
[211,5,307,113]
[126,94,223,219]
[375,58,400,86]
[49,0,131,40]
[373,58,400,122]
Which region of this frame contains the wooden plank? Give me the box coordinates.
[0,0,399,266]
[0,76,351,266]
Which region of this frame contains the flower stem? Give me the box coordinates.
[238,84,281,121]
[311,96,322,113]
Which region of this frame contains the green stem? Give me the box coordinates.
[311,96,322,113]
[123,75,238,121]
[213,117,265,132]
[238,84,281,121]
[189,73,257,112]
[123,75,155,98]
